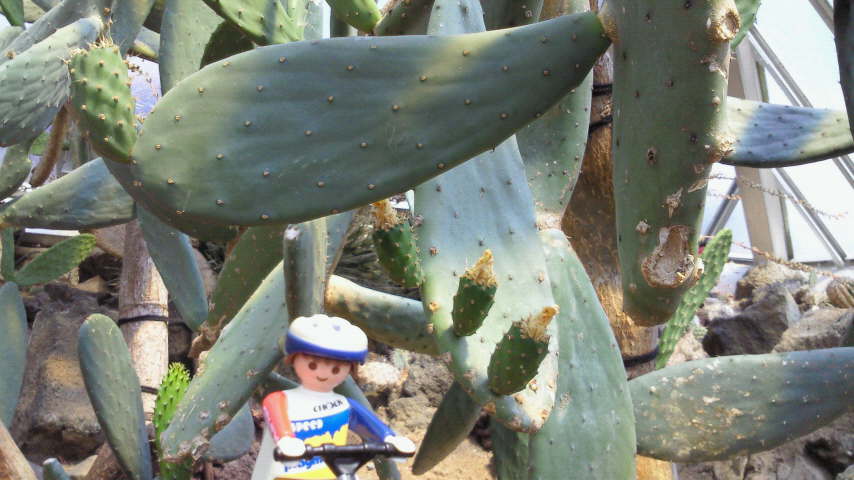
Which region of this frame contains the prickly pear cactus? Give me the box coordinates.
[608,0,738,325]
[153,363,192,480]
[487,306,556,395]
[11,233,96,286]
[451,249,496,337]
[67,40,137,163]
[656,229,732,368]
[371,199,424,288]
[78,314,152,480]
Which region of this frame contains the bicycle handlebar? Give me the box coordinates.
[274,442,414,462]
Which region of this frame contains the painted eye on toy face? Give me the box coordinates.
[308,361,317,370]
[332,366,340,374]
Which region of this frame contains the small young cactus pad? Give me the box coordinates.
[154,363,193,480]
[371,199,424,288]
[67,40,138,163]
[452,249,497,336]
[487,305,557,395]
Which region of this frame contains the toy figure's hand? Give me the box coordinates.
[277,436,306,459]
[384,435,416,463]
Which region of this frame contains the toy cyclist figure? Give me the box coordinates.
[251,314,416,480]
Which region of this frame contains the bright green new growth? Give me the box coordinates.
[452,249,496,336]
[154,363,192,480]
[610,0,737,326]
[0,138,32,199]
[633,348,854,462]
[11,233,95,286]
[487,305,557,395]
[67,41,138,163]
[326,0,381,32]
[0,281,26,426]
[78,314,152,480]
[371,199,424,288]
[656,229,732,369]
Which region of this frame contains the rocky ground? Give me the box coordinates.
[7,228,853,479]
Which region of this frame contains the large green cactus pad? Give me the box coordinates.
[160,263,288,462]
[109,0,156,53]
[283,218,328,318]
[836,0,854,138]
[633,348,854,462]
[412,0,563,433]
[122,12,608,230]
[158,0,221,92]
[67,42,137,163]
[0,139,33,199]
[204,403,254,462]
[723,98,854,168]
[200,21,254,67]
[0,0,25,26]
[201,0,303,45]
[326,0,381,33]
[78,314,152,480]
[193,224,284,356]
[0,282,26,426]
[0,26,23,51]
[526,229,636,478]
[611,0,736,325]
[732,0,760,48]
[138,207,208,331]
[13,233,95,286]
[0,158,135,230]
[0,0,106,64]
[325,274,437,355]
[656,229,731,368]
[0,16,102,146]
[412,381,481,474]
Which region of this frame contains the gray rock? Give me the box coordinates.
[666,328,708,366]
[678,458,747,480]
[703,284,801,356]
[400,353,453,408]
[386,395,435,432]
[735,262,810,301]
[11,284,115,463]
[773,309,853,353]
[838,464,854,480]
[353,360,403,400]
[696,296,739,325]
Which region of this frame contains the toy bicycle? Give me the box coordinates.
[274,442,415,480]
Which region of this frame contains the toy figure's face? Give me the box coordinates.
[292,353,352,392]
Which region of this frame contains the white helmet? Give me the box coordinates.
[283,314,368,363]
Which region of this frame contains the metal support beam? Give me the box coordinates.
[729,42,791,264]
[808,0,834,32]
[704,180,739,237]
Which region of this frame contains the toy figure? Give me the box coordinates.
[251,314,416,480]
